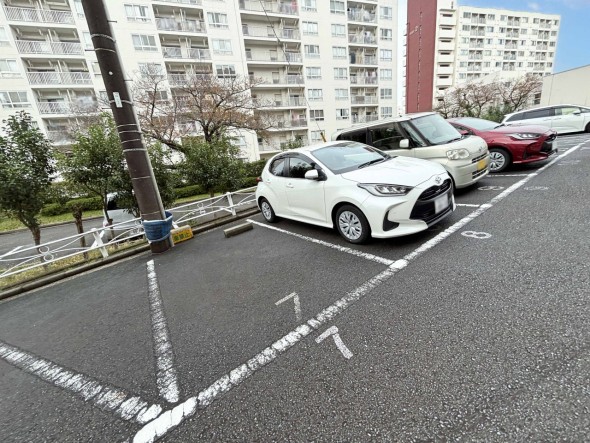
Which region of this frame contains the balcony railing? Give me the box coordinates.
[350,75,378,85]
[15,40,83,55]
[161,46,211,60]
[347,10,377,23]
[154,0,202,5]
[252,74,304,86]
[3,6,74,24]
[350,55,377,65]
[351,96,378,105]
[27,71,92,85]
[257,97,306,107]
[348,34,376,44]
[352,115,378,124]
[155,18,205,33]
[272,119,308,129]
[246,51,302,63]
[167,73,212,86]
[37,102,75,114]
[46,130,73,144]
[242,25,300,39]
[239,0,298,15]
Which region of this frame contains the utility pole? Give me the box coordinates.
[82,0,171,253]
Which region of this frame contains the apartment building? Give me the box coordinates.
[406,0,560,113]
[0,0,398,160]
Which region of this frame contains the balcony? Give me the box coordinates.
[27,71,92,85]
[257,97,306,108]
[348,34,377,45]
[251,74,304,87]
[242,25,300,40]
[15,40,83,56]
[161,46,211,60]
[46,130,73,145]
[239,0,298,15]
[469,43,484,48]
[347,10,377,23]
[351,96,378,105]
[350,55,377,65]
[246,50,302,64]
[352,115,378,124]
[156,18,205,33]
[3,6,74,24]
[37,101,76,115]
[270,118,308,130]
[167,73,212,86]
[153,0,202,5]
[350,75,378,85]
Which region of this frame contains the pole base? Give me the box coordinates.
[149,237,173,254]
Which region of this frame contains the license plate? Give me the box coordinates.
[434,195,448,214]
[477,158,488,170]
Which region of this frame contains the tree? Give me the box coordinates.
[134,73,273,154]
[57,113,127,225]
[498,73,542,114]
[0,112,54,245]
[181,137,245,197]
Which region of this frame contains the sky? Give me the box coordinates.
[457,0,590,73]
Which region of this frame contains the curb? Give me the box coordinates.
[0,216,104,236]
[0,208,261,301]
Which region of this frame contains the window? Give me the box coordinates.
[288,156,314,179]
[380,49,392,61]
[462,25,470,31]
[486,26,494,32]
[333,67,347,80]
[216,64,236,78]
[212,39,232,55]
[484,50,491,56]
[302,21,318,35]
[0,91,30,108]
[73,0,84,18]
[463,12,471,18]
[332,46,346,59]
[310,110,324,121]
[331,24,345,37]
[82,32,92,50]
[0,27,8,46]
[207,12,228,29]
[379,69,392,81]
[533,18,539,24]
[334,88,348,100]
[125,4,149,22]
[487,14,495,20]
[523,108,553,119]
[0,59,19,77]
[308,89,323,101]
[380,88,392,99]
[370,124,405,150]
[381,107,393,118]
[501,15,507,21]
[486,38,493,44]
[132,34,157,51]
[336,108,349,120]
[380,6,392,19]
[380,29,393,41]
[330,0,345,15]
[310,131,323,143]
[269,157,286,176]
[306,67,321,79]
[302,0,317,12]
[139,63,163,76]
[304,45,320,58]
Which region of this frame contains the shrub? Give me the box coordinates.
[241,176,259,188]
[243,159,267,177]
[40,203,65,217]
[65,196,103,212]
[174,185,205,199]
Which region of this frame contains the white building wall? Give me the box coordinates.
[0,0,400,160]
[541,64,590,107]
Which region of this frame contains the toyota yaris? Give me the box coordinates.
[256,141,455,244]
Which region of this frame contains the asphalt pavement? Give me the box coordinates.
[0,133,589,442]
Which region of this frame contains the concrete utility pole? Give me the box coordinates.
[81,0,171,253]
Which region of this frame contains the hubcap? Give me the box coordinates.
[338,211,362,240]
[261,202,272,220]
[489,151,506,172]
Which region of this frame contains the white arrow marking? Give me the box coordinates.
[275,292,301,321]
[316,326,353,359]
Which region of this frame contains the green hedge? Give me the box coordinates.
[40,196,103,217]
[242,176,259,188]
[174,185,205,199]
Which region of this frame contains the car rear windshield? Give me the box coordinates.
[411,114,462,145]
[455,117,498,130]
[313,142,390,174]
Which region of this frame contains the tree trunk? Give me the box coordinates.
[73,208,88,260]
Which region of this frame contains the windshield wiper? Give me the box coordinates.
[358,158,387,169]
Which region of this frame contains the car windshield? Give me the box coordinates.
[313,142,390,174]
[455,117,500,130]
[411,114,462,145]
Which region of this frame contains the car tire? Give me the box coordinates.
[335,205,371,244]
[260,198,278,223]
[585,122,590,133]
[488,148,511,173]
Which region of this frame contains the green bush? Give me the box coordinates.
[243,159,267,177]
[40,203,65,217]
[65,196,102,212]
[174,185,205,199]
[241,176,260,188]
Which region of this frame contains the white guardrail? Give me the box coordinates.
[0,187,258,280]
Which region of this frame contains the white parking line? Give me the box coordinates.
[146,260,181,404]
[247,219,394,266]
[456,203,481,208]
[132,141,584,443]
[0,340,162,424]
[487,174,530,177]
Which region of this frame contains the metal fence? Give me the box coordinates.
[0,187,258,281]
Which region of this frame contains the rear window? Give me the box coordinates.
[523,108,553,119]
[336,129,367,144]
[269,157,286,176]
[505,113,523,122]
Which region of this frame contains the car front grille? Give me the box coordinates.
[541,134,556,153]
[472,167,488,179]
[417,179,452,201]
[471,153,487,163]
[410,179,453,226]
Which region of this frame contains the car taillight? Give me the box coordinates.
[256,177,262,183]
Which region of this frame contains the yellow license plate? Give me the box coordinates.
[477,158,488,170]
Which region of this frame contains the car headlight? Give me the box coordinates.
[358,183,413,196]
[446,148,470,160]
[511,133,542,140]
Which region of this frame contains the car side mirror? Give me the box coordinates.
[399,139,409,148]
[459,129,469,136]
[573,111,581,115]
[305,169,320,180]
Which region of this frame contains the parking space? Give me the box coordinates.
[0,133,588,442]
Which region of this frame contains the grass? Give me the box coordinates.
[0,193,220,233]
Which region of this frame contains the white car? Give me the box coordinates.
[256,141,455,244]
[502,104,590,134]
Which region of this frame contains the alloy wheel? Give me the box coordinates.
[338,211,363,240]
[489,151,507,172]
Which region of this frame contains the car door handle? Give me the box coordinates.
[286,183,294,188]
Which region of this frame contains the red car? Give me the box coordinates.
[447,117,558,173]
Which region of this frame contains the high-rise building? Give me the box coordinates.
[405,0,560,113]
[0,0,399,160]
